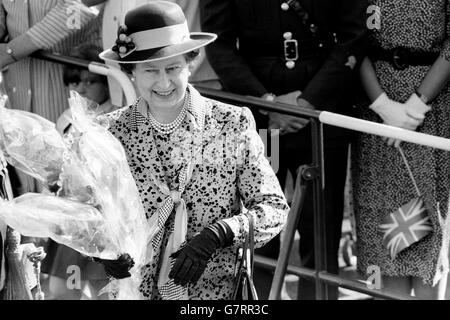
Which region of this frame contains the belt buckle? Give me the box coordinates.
[284,39,299,61]
[392,47,408,70]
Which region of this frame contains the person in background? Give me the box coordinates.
[200,0,367,299]
[352,0,450,299]
[97,2,289,299]
[56,43,116,133]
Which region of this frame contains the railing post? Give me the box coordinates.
[310,118,328,300]
[269,165,309,300]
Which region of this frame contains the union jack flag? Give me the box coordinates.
[379,197,433,260]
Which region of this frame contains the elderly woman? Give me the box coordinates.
[98,2,289,300]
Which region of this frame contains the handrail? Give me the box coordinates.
[255,255,418,300]
[320,112,450,151]
[31,51,137,105]
[197,86,321,118]
[196,86,450,152]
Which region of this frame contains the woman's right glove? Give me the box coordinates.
[94,253,135,279]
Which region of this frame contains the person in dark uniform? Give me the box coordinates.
[200,0,368,299]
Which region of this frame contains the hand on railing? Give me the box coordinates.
[269,90,310,135]
[268,112,309,136]
[274,90,302,106]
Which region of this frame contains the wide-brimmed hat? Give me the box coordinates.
[99,1,217,64]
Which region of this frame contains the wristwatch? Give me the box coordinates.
[6,46,17,62]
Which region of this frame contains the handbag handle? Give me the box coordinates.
[231,212,257,300]
[397,146,421,197]
[243,212,255,278]
[235,212,254,274]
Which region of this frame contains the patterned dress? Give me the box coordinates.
[105,86,288,299]
[352,0,450,285]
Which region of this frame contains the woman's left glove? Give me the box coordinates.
[404,93,431,124]
[169,220,234,286]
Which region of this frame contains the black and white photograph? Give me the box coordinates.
[0,0,449,314]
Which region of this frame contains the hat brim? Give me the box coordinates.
[99,32,217,64]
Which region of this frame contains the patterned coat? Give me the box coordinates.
[105,86,289,299]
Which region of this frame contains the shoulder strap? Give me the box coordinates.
[246,212,255,272]
[397,146,421,198]
[286,0,322,35]
[286,0,311,26]
[244,212,258,300]
[231,212,258,300]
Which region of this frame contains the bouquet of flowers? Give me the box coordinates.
[0,93,150,299]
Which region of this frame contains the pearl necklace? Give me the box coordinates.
[144,96,188,135]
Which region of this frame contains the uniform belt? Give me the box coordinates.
[369,47,439,70]
[241,36,335,61]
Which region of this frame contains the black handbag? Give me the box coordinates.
[231,212,258,300]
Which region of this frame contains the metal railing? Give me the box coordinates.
[32,51,450,300]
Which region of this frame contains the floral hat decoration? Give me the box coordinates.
[99,1,217,64]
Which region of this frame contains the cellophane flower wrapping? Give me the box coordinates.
[0,93,150,299]
[0,96,65,186]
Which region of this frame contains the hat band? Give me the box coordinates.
[130,21,190,51]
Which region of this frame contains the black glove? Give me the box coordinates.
[169,220,234,286]
[47,182,61,194]
[94,253,135,279]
